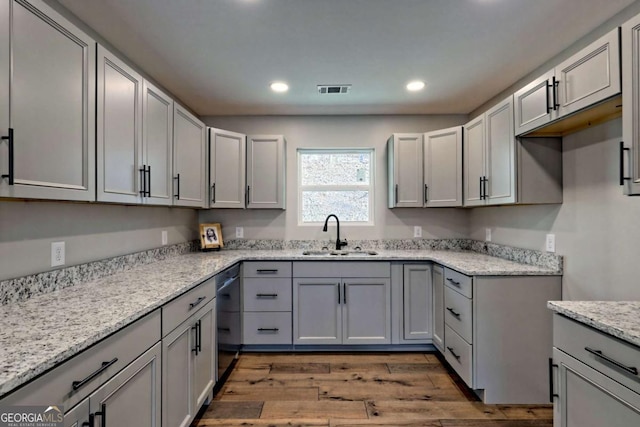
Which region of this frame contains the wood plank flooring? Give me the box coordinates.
[193,353,553,427]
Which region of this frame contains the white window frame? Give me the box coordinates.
[297,148,375,226]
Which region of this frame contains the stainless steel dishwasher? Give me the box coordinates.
[214,264,241,390]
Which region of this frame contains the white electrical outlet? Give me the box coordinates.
[485,228,492,242]
[161,230,168,245]
[236,227,244,238]
[546,234,556,253]
[413,226,422,238]
[51,241,65,267]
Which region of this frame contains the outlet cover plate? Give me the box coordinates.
[413,226,422,238]
[51,241,65,267]
[546,234,556,253]
[485,228,492,242]
[236,227,244,238]
[161,230,168,245]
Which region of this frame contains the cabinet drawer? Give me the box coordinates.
[243,278,292,312]
[444,324,473,388]
[243,261,292,278]
[2,310,161,408]
[444,286,472,343]
[293,262,391,278]
[163,277,216,336]
[444,268,472,298]
[243,312,292,345]
[218,311,242,345]
[554,314,640,394]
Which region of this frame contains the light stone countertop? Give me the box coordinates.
[548,301,640,348]
[0,249,560,398]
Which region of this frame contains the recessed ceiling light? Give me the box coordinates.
[406,80,426,92]
[270,82,289,93]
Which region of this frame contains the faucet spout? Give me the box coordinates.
[322,214,347,251]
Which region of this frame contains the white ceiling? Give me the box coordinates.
[58,0,636,116]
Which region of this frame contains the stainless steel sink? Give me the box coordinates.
[302,250,378,256]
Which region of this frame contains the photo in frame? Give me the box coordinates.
[200,223,223,249]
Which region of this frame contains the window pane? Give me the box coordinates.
[301,152,370,186]
[301,191,369,222]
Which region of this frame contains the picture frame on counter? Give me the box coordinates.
[200,223,223,249]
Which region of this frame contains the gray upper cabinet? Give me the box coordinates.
[96,45,143,204]
[209,128,246,208]
[142,81,174,206]
[173,104,206,207]
[424,126,462,207]
[387,133,424,208]
[0,0,95,201]
[623,13,640,195]
[463,96,515,206]
[246,135,286,209]
[515,28,621,136]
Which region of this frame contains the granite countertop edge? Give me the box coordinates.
[0,249,560,397]
[547,301,640,348]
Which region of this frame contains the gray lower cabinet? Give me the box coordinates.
[432,265,445,352]
[65,342,162,426]
[293,272,391,345]
[402,264,433,341]
[162,298,216,427]
[0,0,96,201]
[551,314,640,426]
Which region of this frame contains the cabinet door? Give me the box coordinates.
[0,0,95,201]
[343,278,391,345]
[556,28,620,118]
[463,115,485,206]
[514,69,555,136]
[246,135,286,209]
[141,80,173,205]
[0,0,9,181]
[209,128,246,208]
[402,264,432,341]
[432,265,445,352]
[553,348,640,427]
[162,322,195,427]
[485,96,516,205]
[193,300,216,412]
[64,399,89,427]
[90,342,161,427]
[293,278,342,345]
[424,127,462,207]
[623,14,640,195]
[96,45,142,204]
[388,133,424,207]
[173,104,206,207]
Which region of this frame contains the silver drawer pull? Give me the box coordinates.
[72,358,118,390]
[446,278,461,286]
[585,347,638,375]
[257,328,279,332]
[446,307,461,318]
[256,293,278,298]
[189,296,206,309]
[256,269,278,274]
[446,346,461,362]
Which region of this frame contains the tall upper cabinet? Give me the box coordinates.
[0,0,96,201]
[424,126,462,207]
[173,104,207,208]
[622,13,640,195]
[387,133,424,208]
[209,128,246,208]
[514,28,621,136]
[246,135,286,209]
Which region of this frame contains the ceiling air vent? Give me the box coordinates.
[317,84,351,95]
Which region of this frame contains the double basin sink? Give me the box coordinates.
[301,249,378,257]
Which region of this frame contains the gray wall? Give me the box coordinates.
[199,115,470,242]
[0,201,198,281]
[470,119,640,301]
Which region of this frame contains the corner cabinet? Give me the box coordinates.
[173,104,207,207]
[293,262,391,345]
[551,315,640,426]
[424,127,462,207]
[514,28,621,136]
[0,0,96,201]
[246,135,286,209]
[387,133,424,207]
[209,128,246,208]
[623,13,640,195]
